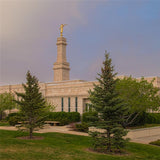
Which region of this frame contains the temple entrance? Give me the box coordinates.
[83,98,93,112]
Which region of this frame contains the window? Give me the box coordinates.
[85,103,93,112]
[61,97,64,112]
[68,97,70,112]
[75,97,78,112]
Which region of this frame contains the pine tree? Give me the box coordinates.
[89,51,128,152]
[15,71,50,139]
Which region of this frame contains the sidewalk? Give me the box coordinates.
[1,125,160,144]
[127,126,160,144]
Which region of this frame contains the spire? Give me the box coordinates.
[53,25,70,81]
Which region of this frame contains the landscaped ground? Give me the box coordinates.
[127,124,160,129]
[150,139,160,146]
[0,130,160,160]
[0,121,10,126]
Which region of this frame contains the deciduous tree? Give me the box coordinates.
[116,77,160,127]
[0,93,16,120]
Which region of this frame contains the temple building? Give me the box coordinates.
[0,27,160,114]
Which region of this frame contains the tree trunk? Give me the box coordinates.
[0,111,3,120]
[29,127,33,139]
[107,129,111,152]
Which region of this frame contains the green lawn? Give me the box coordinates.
[0,121,10,126]
[0,130,160,160]
[150,140,160,146]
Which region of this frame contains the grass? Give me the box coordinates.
[0,121,10,126]
[0,130,160,160]
[150,140,160,146]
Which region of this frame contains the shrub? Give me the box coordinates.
[47,112,80,125]
[59,118,70,126]
[6,112,21,121]
[75,122,88,132]
[145,113,160,124]
[128,112,147,127]
[82,111,98,123]
[6,112,22,126]
[127,112,160,127]
[8,115,21,126]
[150,139,160,146]
[68,112,80,122]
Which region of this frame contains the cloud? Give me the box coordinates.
[0,0,85,37]
[0,0,87,85]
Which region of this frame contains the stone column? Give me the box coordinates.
[53,36,70,81]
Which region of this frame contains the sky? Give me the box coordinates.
[0,0,160,85]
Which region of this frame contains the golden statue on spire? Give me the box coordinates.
[60,24,67,37]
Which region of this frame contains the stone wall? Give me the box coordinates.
[0,77,159,114]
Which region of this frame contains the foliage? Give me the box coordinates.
[90,132,108,151]
[6,112,22,126]
[89,51,128,152]
[1,130,160,160]
[124,112,160,127]
[127,112,146,126]
[8,115,21,126]
[75,122,89,132]
[116,77,160,127]
[145,113,160,124]
[127,123,160,129]
[0,93,16,120]
[150,139,160,146]
[82,111,98,123]
[5,112,21,121]
[0,121,10,126]
[47,112,80,125]
[15,71,51,139]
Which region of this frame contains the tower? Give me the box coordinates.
[53,25,70,81]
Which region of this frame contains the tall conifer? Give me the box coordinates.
[89,51,128,152]
[15,71,50,139]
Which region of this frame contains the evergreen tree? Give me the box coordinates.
[89,51,128,152]
[15,71,50,139]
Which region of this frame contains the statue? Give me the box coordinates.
[60,24,67,37]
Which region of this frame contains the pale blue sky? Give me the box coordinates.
[0,0,160,85]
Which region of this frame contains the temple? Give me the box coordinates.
[0,29,160,114]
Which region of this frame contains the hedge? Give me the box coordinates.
[145,113,160,124]
[82,111,98,123]
[47,112,80,125]
[128,112,160,126]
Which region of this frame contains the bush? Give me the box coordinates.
[76,122,88,132]
[128,112,147,127]
[8,115,21,126]
[82,111,98,123]
[128,112,160,127]
[67,112,80,122]
[6,112,22,126]
[145,113,160,124]
[47,112,80,125]
[6,112,21,121]
[150,139,160,146]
